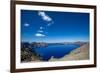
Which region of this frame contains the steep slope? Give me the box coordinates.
[49,43,89,61]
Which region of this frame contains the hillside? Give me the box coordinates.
[49,43,89,61]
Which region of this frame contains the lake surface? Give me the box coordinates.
[32,44,80,61]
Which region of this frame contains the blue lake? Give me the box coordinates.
[32,44,80,61]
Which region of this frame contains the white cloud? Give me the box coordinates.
[37,12,54,36]
[40,26,44,29]
[47,21,54,26]
[35,33,45,37]
[24,23,30,27]
[38,11,52,22]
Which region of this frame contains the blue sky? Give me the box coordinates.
[21,10,89,43]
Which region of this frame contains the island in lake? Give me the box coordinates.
[21,41,89,62]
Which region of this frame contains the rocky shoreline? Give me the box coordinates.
[49,43,89,61]
[21,42,88,62]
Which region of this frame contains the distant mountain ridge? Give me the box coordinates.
[21,41,87,49]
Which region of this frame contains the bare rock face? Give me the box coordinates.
[21,42,47,62]
[21,48,33,62]
[31,42,48,48]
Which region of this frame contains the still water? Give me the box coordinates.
[33,44,80,61]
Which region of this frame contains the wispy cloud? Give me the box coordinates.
[38,11,52,22]
[24,23,30,27]
[35,33,45,37]
[35,11,54,38]
[37,26,44,33]
[47,21,54,26]
[40,26,44,29]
